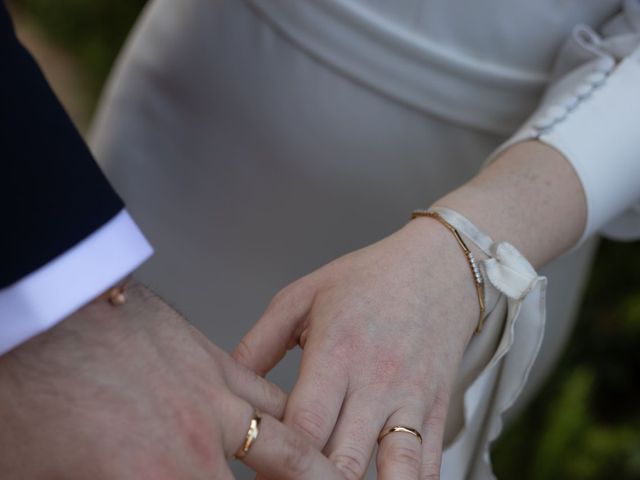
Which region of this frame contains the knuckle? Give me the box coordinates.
[332,446,369,480]
[421,462,442,480]
[379,444,422,474]
[290,406,328,445]
[425,391,450,428]
[232,337,265,376]
[232,339,254,366]
[282,432,315,476]
[268,286,294,312]
[260,381,287,419]
[424,412,446,432]
[431,390,450,418]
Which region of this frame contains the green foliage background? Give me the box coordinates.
[494,241,640,480]
[493,239,640,479]
[12,0,148,102]
[13,1,640,477]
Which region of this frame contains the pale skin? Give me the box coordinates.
[0,283,346,480]
[234,140,587,480]
[0,141,584,479]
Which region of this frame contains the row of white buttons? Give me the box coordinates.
[533,58,614,132]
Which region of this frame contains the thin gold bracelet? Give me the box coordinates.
[411,210,486,334]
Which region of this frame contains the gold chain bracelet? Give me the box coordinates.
[411,209,486,333]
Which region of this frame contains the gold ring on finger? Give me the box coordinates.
[377,426,423,445]
[234,410,262,459]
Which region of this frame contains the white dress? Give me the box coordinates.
[90,0,639,477]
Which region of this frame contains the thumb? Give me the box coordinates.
[233,281,314,376]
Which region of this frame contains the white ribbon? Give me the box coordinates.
[483,242,539,300]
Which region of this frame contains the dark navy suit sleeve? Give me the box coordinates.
[0,2,124,288]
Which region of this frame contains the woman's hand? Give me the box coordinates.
[0,283,344,480]
[234,218,481,479]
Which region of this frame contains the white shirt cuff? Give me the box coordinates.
[0,209,153,355]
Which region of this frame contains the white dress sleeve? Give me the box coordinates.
[0,209,153,355]
[434,207,547,480]
[443,5,640,478]
[488,0,640,243]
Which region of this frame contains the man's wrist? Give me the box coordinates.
[88,276,131,307]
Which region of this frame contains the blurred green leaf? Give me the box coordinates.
[494,239,640,479]
[12,0,148,106]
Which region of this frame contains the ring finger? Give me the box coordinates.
[221,394,345,479]
[376,406,426,480]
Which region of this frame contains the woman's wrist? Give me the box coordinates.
[399,217,485,342]
[433,140,587,268]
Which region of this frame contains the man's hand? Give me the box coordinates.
[0,283,344,479]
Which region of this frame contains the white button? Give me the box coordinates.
[575,83,593,98]
[559,95,579,110]
[533,115,556,130]
[595,57,615,73]
[545,105,568,120]
[586,72,607,86]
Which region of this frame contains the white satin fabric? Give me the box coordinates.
[489,0,640,242]
[247,0,621,135]
[89,0,629,477]
[430,208,547,479]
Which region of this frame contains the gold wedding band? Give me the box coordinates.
[235,410,262,459]
[378,426,423,445]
